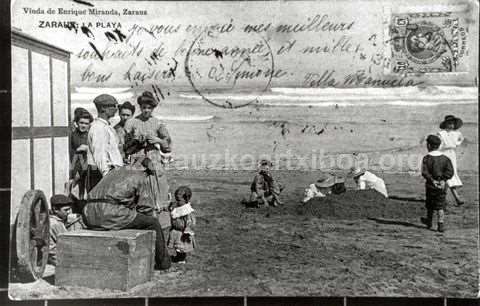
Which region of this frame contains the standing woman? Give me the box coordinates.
[124,91,172,234]
[437,115,465,205]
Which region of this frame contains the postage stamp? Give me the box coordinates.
[388,9,470,74]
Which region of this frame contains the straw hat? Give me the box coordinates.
[439,115,463,130]
[315,173,336,188]
[348,167,366,178]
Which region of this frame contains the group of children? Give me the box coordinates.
[49,184,197,265]
[50,114,464,266]
[246,114,465,234]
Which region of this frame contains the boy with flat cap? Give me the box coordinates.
[421,134,454,233]
[48,195,73,266]
[87,94,124,191]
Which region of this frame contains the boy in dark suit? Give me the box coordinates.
[421,135,454,232]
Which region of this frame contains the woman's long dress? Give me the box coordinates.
[124,115,172,228]
[437,130,464,187]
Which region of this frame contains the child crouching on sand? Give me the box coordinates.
[421,135,454,233]
[302,173,346,203]
[168,186,196,263]
[248,159,283,207]
[348,167,388,198]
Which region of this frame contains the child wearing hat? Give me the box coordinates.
[168,186,196,263]
[48,195,73,266]
[437,115,465,205]
[348,167,388,198]
[421,134,454,232]
[302,173,346,203]
[249,159,283,207]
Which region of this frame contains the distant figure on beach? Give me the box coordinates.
[68,108,93,200]
[421,135,454,233]
[124,91,172,234]
[280,123,290,139]
[86,94,123,192]
[348,167,388,198]
[114,101,135,163]
[245,160,283,207]
[272,140,278,153]
[302,173,346,203]
[437,115,465,205]
[206,124,216,143]
[168,186,196,264]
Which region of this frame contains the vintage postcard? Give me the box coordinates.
[8,0,479,300]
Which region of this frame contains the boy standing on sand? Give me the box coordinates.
[421,135,454,233]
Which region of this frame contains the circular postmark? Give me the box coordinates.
[404,22,447,65]
[184,28,274,109]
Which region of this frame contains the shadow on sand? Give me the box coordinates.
[368,217,426,229]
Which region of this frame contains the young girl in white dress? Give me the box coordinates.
[437,115,465,205]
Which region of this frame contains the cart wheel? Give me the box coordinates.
[14,190,50,282]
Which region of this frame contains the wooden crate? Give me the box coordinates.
[56,229,156,291]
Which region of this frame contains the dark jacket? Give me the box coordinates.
[421,151,454,210]
[69,129,88,179]
[83,167,155,230]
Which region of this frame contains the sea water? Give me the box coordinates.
[71,86,478,172]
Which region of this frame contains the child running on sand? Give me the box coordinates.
[348,167,388,198]
[248,159,283,207]
[437,115,465,205]
[421,135,454,233]
[168,186,196,263]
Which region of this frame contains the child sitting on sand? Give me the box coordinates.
[348,167,388,198]
[420,135,454,233]
[302,173,346,203]
[248,159,283,207]
[168,186,196,263]
[437,115,465,205]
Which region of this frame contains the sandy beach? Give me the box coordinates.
[9,85,479,299]
[10,0,479,299]
[9,168,479,299]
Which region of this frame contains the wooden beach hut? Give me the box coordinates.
[11,29,71,280]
